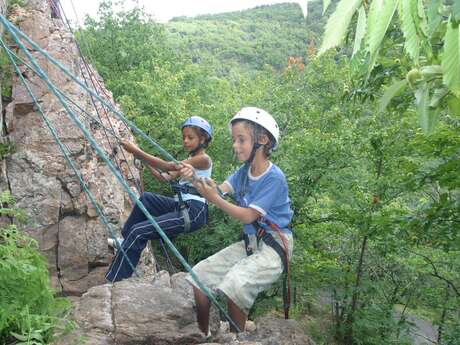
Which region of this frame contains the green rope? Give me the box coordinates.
[0,36,138,277]
[1,15,178,163]
[0,15,240,332]
[2,45,123,141]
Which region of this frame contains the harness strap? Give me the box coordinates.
[180,204,191,233]
[243,232,253,256]
[175,189,191,233]
[245,219,291,319]
[170,182,202,196]
[171,181,202,234]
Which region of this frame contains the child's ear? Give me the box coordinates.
[258,134,269,145]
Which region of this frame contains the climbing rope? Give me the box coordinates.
[55,0,142,193]
[0,36,138,277]
[0,15,240,332]
[2,16,179,277]
[13,1,197,272]
[2,46,120,138]
[1,16,176,163]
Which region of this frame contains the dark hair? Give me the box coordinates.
[183,125,211,149]
[233,119,276,156]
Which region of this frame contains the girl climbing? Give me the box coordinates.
[180,107,293,334]
[106,116,213,282]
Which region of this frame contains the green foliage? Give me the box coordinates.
[0,142,15,160]
[442,17,460,98]
[6,0,26,11]
[166,3,323,76]
[320,0,460,134]
[0,192,73,344]
[78,3,460,344]
[319,0,362,55]
[0,49,13,99]
[379,79,408,113]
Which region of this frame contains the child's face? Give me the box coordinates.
[182,126,202,152]
[231,122,254,162]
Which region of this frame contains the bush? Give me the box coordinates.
[0,191,73,344]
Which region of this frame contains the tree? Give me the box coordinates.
[319,0,460,133]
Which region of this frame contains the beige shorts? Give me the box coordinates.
[186,233,293,313]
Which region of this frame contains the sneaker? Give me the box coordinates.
[108,237,124,248]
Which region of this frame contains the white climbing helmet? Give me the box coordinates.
[229,107,280,149]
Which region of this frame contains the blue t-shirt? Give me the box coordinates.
[224,162,293,235]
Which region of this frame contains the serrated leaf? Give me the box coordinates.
[417,0,429,37]
[379,79,408,112]
[429,87,449,108]
[399,0,420,63]
[442,17,460,97]
[322,0,331,15]
[365,0,398,72]
[426,0,442,37]
[453,1,460,22]
[319,0,362,55]
[415,86,438,133]
[10,332,29,341]
[420,65,443,76]
[352,6,367,57]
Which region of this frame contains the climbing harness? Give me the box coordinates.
[0,15,241,332]
[244,218,291,319]
[227,161,292,319]
[229,106,291,319]
[171,181,204,233]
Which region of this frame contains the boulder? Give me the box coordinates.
[55,271,316,345]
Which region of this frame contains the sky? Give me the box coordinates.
[59,0,307,25]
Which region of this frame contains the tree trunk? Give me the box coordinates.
[344,235,368,345]
[437,283,450,345]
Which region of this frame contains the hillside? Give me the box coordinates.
[164,2,326,76]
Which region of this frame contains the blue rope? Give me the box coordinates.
[2,45,124,140]
[2,33,181,277]
[0,15,240,332]
[1,15,178,164]
[0,36,137,277]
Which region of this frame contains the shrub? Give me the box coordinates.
[0,191,73,344]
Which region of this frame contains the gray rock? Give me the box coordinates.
[52,271,315,345]
[0,0,143,295]
[237,316,316,345]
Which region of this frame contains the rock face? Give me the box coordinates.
[0,0,145,295]
[0,0,6,203]
[55,271,316,345]
[0,0,5,33]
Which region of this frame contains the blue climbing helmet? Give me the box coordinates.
[181,116,213,142]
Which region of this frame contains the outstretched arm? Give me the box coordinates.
[121,140,178,172]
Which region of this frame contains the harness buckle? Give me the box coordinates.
[180,202,191,233]
[243,233,254,256]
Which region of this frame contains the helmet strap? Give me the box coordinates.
[246,142,262,165]
[239,143,262,200]
[189,142,204,157]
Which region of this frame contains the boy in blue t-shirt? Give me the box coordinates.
[180,107,293,334]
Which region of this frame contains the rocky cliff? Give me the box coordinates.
[0,0,5,150]
[0,0,145,295]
